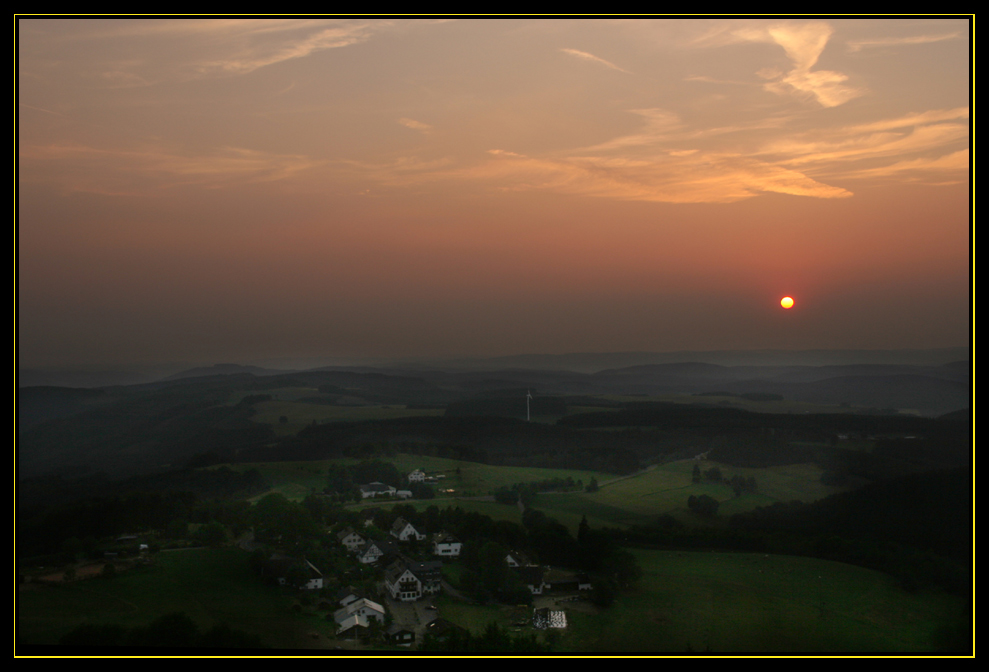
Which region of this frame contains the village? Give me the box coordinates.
[253,468,594,649]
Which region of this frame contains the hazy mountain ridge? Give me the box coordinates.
[17,352,970,479]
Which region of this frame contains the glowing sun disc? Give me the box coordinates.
[780,296,794,309]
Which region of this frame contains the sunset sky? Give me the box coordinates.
[17,18,971,370]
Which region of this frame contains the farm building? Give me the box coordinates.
[532,608,567,629]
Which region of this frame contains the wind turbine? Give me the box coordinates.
[526,389,533,422]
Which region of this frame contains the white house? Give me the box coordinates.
[408,469,426,483]
[390,517,426,542]
[360,482,397,498]
[333,597,385,626]
[337,528,365,552]
[302,560,324,590]
[354,539,388,564]
[334,588,364,608]
[335,613,370,638]
[384,559,443,601]
[432,533,462,558]
[385,562,424,602]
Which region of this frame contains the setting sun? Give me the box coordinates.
[781,296,795,309]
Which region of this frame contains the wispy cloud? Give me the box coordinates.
[398,118,434,134]
[193,20,386,76]
[358,98,966,204]
[33,19,407,88]
[847,31,964,52]
[560,48,629,73]
[756,108,970,176]
[470,149,852,203]
[733,22,863,107]
[844,108,969,134]
[355,145,851,204]
[20,142,322,195]
[841,149,969,181]
[580,108,684,152]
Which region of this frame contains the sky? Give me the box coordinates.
[17,18,971,370]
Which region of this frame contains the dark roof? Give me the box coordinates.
[386,624,415,639]
[424,618,465,640]
[433,532,460,544]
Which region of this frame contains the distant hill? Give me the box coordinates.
[162,363,296,381]
[16,352,970,479]
[417,347,969,372]
[588,363,968,415]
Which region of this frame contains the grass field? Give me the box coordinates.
[555,549,962,653]
[222,454,841,537]
[17,548,332,649]
[18,545,965,653]
[410,549,963,653]
[224,454,613,504]
[530,460,841,533]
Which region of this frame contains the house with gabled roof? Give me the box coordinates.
[432,532,462,558]
[408,559,442,595]
[354,538,396,565]
[333,597,385,627]
[390,517,426,542]
[385,560,423,602]
[334,587,365,608]
[423,617,466,644]
[335,613,370,638]
[408,469,426,483]
[386,623,416,647]
[384,558,443,601]
[336,527,365,552]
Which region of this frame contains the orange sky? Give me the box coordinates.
[17,18,971,368]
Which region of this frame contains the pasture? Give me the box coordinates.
[555,549,963,653]
[222,454,842,537]
[422,549,963,653]
[531,460,840,533]
[17,548,325,649]
[224,454,612,505]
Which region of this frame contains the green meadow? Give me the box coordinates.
[556,549,963,653]
[531,460,841,533]
[413,549,962,653]
[17,547,328,649]
[20,548,961,653]
[225,454,613,505]
[223,453,842,537]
